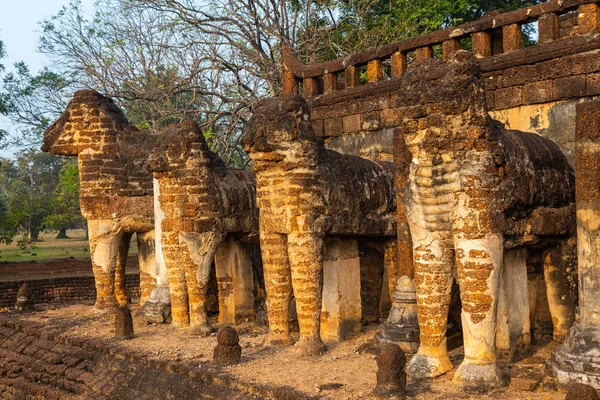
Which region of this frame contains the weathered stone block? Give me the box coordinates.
[303,77,319,98]
[534,57,573,80]
[494,86,523,109]
[587,73,600,96]
[368,60,383,82]
[442,39,461,61]
[571,51,600,75]
[342,114,361,133]
[391,51,407,77]
[214,237,255,325]
[578,4,600,34]
[472,31,492,57]
[502,65,535,87]
[324,118,344,137]
[362,111,380,131]
[554,75,586,99]
[415,46,433,60]
[323,73,337,94]
[523,80,554,105]
[213,326,242,366]
[320,238,362,343]
[380,108,403,127]
[311,119,325,137]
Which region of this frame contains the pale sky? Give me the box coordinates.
[0,0,93,157]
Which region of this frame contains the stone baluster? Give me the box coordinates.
[282,68,298,95]
[416,46,433,60]
[538,13,559,43]
[391,51,407,77]
[368,60,384,82]
[472,31,492,58]
[323,73,337,94]
[345,65,360,88]
[442,39,461,61]
[303,77,319,97]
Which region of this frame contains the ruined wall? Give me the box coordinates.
[306,48,600,166]
[0,275,140,309]
[281,2,600,169]
[0,319,307,400]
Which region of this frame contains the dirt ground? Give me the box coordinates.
[3,301,577,400]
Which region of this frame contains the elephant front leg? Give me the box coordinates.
[260,231,294,347]
[543,239,577,339]
[452,232,505,390]
[88,220,123,311]
[181,231,223,333]
[287,232,327,356]
[136,230,158,306]
[114,232,133,306]
[406,224,454,379]
[162,231,190,328]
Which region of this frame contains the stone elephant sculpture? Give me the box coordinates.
[396,52,577,390]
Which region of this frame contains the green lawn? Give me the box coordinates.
[0,229,138,263]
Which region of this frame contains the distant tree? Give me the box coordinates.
[0,192,16,244]
[36,0,251,165]
[295,0,542,61]
[0,39,9,150]
[1,63,71,148]
[0,150,63,241]
[44,159,85,239]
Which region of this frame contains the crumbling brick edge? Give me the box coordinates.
[0,317,317,399]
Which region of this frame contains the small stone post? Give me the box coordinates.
[213,326,242,366]
[565,383,600,400]
[549,101,600,387]
[115,305,134,339]
[15,284,34,312]
[374,343,407,398]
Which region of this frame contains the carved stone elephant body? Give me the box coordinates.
[397,53,577,389]
[146,121,258,331]
[242,95,397,355]
[42,90,159,311]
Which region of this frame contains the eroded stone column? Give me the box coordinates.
[496,248,531,362]
[320,237,362,343]
[550,101,600,387]
[377,127,419,353]
[214,236,256,324]
[141,178,171,324]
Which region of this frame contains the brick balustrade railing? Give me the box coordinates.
[282,0,600,98]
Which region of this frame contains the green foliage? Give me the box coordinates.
[0,39,8,148]
[1,63,71,148]
[0,150,64,241]
[296,0,541,61]
[44,159,85,233]
[0,194,17,244]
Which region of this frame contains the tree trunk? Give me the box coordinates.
[28,227,39,242]
[56,228,68,239]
